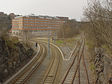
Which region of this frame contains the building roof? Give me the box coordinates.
[14,15,69,20]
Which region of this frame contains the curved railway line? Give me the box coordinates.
[4,40,63,84]
[61,38,90,84]
[41,44,61,84]
[4,36,90,84]
[4,43,47,84]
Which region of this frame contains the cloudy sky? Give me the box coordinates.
[0,0,87,20]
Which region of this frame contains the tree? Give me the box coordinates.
[22,30,32,47]
[84,0,112,48]
[83,0,112,83]
[57,20,80,38]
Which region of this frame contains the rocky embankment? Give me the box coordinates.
[90,47,112,84]
[0,37,35,83]
[94,48,104,84]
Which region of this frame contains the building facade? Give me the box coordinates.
[11,15,68,37]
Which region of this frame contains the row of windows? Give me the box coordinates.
[24,19,63,22]
[24,18,50,21]
[12,26,19,28]
[23,26,57,29]
[30,30,53,32]
[23,23,60,26]
[13,21,64,25]
[12,24,59,28]
[23,21,62,24]
[23,21,48,23]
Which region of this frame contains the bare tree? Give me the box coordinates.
[57,20,80,38]
[83,0,112,84]
[84,0,112,47]
[22,30,32,47]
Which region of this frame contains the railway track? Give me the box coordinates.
[61,38,90,84]
[4,43,47,84]
[41,45,61,84]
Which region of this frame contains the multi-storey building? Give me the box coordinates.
[11,15,68,37]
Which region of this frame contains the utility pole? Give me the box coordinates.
[53,32,56,44]
[48,30,50,59]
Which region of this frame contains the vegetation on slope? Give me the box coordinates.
[0,35,34,83]
[83,0,112,83]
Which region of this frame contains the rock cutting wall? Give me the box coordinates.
[0,37,34,83]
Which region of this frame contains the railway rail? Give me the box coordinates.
[4,36,90,84]
[41,45,61,84]
[4,43,47,84]
[61,38,90,84]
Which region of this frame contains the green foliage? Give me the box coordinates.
[56,40,64,45]
[90,62,96,72]
[2,35,19,49]
[102,44,112,56]
[10,36,19,44]
[86,40,95,50]
[66,38,75,42]
[6,40,16,49]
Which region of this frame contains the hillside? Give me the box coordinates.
[0,36,35,83]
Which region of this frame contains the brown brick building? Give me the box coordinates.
[11,15,68,37]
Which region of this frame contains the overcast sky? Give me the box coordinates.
[0,0,87,21]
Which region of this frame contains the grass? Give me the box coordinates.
[102,44,112,57]
[10,36,19,44]
[56,40,64,45]
[89,62,95,71]
[3,36,19,49]
[55,38,76,48]
[6,40,16,49]
[86,40,94,48]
